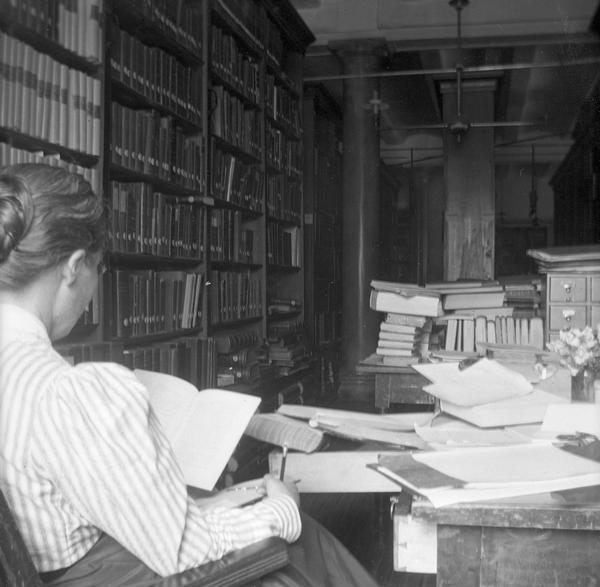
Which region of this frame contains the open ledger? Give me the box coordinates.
[135,369,260,490]
[369,444,600,508]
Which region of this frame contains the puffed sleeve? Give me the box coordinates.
[31,363,301,576]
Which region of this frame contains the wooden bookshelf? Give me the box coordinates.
[0,0,105,338]
[207,0,314,393]
[0,0,314,399]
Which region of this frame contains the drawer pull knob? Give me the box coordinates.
[563,309,575,322]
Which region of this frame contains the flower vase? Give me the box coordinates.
[571,369,600,403]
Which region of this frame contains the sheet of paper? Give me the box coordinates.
[439,388,568,428]
[269,451,403,493]
[375,443,600,507]
[135,369,261,490]
[415,419,531,449]
[542,404,600,436]
[277,404,433,431]
[413,358,532,406]
[413,444,600,487]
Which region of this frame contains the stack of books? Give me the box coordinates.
[499,275,545,318]
[266,331,310,376]
[426,281,509,353]
[426,281,507,316]
[370,281,441,366]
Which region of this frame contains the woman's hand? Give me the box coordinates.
[263,474,300,508]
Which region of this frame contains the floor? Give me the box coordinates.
[302,492,436,587]
[299,377,437,587]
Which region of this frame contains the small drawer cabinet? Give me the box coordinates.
[546,272,600,341]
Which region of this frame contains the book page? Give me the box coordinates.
[135,369,261,490]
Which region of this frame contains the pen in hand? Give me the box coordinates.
[280,443,288,481]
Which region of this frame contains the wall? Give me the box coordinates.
[495,163,555,235]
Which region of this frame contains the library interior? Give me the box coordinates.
[1,0,600,586]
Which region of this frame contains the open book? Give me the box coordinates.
[135,369,260,490]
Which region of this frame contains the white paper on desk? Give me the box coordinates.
[135,369,260,490]
[415,419,530,449]
[414,444,600,487]
[373,444,600,508]
[277,403,433,431]
[439,388,568,428]
[313,419,430,449]
[414,358,532,406]
[542,404,600,437]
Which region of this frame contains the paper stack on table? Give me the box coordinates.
[370,443,600,508]
[412,358,568,427]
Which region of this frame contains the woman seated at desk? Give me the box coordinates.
[0,163,379,587]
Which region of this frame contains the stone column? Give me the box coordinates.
[441,78,498,281]
[331,39,385,370]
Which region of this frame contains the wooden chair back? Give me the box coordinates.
[0,488,42,587]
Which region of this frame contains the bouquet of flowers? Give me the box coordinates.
[547,325,600,376]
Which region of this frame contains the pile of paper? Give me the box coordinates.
[372,443,600,508]
[412,358,568,427]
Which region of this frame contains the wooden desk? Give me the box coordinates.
[405,491,600,586]
[356,354,434,412]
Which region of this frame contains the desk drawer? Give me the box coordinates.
[548,305,587,331]
[548,276,587,303]
[592,277,600,303]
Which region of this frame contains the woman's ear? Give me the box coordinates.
[61,249,87,285]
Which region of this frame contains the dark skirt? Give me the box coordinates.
[44,513,381,587]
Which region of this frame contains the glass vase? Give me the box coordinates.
[571,369,600,403]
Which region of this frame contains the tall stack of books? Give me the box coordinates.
[369,281,442,366]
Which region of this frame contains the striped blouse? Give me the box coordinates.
[0,304,301,575]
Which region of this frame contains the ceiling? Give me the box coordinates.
[291,0,600,168]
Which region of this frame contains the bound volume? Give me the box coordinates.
[370,281,442,317]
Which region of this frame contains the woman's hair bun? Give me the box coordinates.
[0,175,32,263]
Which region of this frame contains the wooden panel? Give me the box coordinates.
[548,304,588,331]
[592,276,600,302]
[436,525,482,587]
[412,494,600,529]
[548,275,587,303]
[393,512,437,574]
[444,213,495,281]
[437,524,600,587]
[479,527,600,586]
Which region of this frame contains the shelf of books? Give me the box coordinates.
[1,0,315,399]
[100,0,210,387]
[207,0,314,394]
[0,0,104,339]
